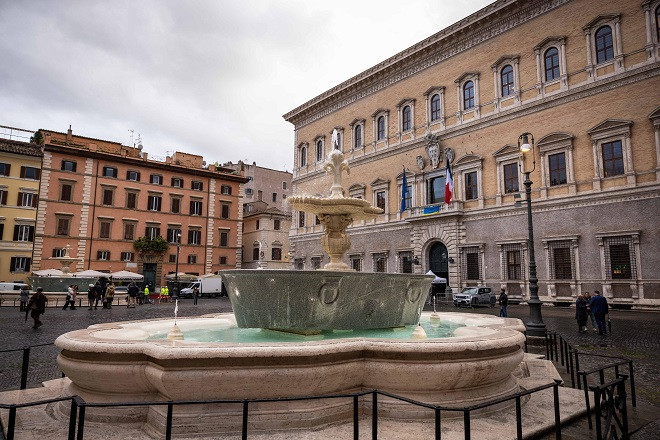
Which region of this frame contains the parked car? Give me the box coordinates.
[453,287,496,308]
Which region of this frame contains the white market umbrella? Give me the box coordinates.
[110,270,144,281]
[32,269,65,277]
[72,269,109,278]
[425,270,447,284]
[165,272,199,281]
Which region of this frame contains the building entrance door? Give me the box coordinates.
[143,263,157,290]
[429,242,450,287]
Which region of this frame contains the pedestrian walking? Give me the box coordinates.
[105,283,115,309]
[127,281,138,308]
[71,285,78,310]
[575,294,588,333]
[19,285,30,312]
[498,288,508,317]
[584,292,597,333]
[589,290,609,335]
[193,286,199,305]
[26,287,48,329]
[144,285,150,305]
[94,281,103,309]
[87,284,96,310]
[63,285,75,310]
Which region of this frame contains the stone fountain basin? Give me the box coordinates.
[55,312,526,408]
[220,270,434,332]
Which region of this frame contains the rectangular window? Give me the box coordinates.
[272,193,277,202]
[102,188,114,206]
[188,229,201,245]
[298,211,305,227]
[18,192,37,207]
[57,218,70,236]
[253,247,260,261]
[126,170,140,181]
[150,174,163,185]
[272,248,282,260]
[187,254,197,264]
[0,163,10,176]
[374,254,387,273]
[461,246,481,281]
[602,140,624,177]
[123,223,135,240]
[402,184,412,210]
[20,166,40,180]
[103,166,117,178]
[97,250,110,261]
[61,160,77,172]
[603,236,637,280]
[192,180,203,191]
[351,256,362,272]
[170,197,181,213]
[167,228,181,243]
[190,200,202,215]
[219,256,227,265]
[399,251,413,274]
[552,246,573,279]
[60,183,73,201]
[503,163,519,194]
[99,221,112,239]
[220,231,229,247]
[506,249,522,280]
[428,176,445,204]
[147,195,162,211]
[168,254,177,263]
[245,188,253,196]
[52,248,66,258]
[10,257,31,273]
[282,182,287,190]
[548,153,567,186]
[465,171,478,200]
[14,224,34,242]
[0,189,7,205]
[145,226,160,239]
[311,257,322,270]
[219,204,229,219]
[274,219,281,230]
[171,177,183,188]
[376,191,386,210]
[0,223,3,240]
[255,220,260,230]
[221,185,232,195]
[120,252,134,262]
[315,215,321,225]
[126,191,138,209]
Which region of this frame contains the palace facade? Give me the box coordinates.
[285,0,660,307]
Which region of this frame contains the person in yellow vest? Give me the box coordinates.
[144,285,150,305]
[161,285,169,303]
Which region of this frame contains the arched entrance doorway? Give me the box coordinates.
[429,242,450,287]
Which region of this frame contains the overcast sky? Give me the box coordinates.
[0,0,492,171]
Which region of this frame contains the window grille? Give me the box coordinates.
[461,246,480,280]
[604,236,636,280]
[501,244,523,280]
[350,256,362,272]
[399,251,413,274]
[311,257,321,270]
[374,253,387,273]
[548,241,573,280]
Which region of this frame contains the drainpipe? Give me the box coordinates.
[87,160,100,269]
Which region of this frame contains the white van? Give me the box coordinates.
[0,282,29,292]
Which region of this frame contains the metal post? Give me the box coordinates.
[77,404,86,440]
[593,388,602,440]
[583,374,592,430]
[242,401,248,440]
[619,380,629,439]
[7,405,16,440]
[553,333,559,361]
[68,398,78,440]
[20,346,30,390]
[559,336,565,366]
[545,333,550,361]
[353,394,359,440]
[628,361,636,407]
[568,350,575,389]
[372,391,378,440]
[515,396,523,440]
[166,401,173,440]
[463,410,471,440]
[553,381,562,439]
[435,407,441,440]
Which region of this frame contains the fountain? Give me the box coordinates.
[46,138,551,437]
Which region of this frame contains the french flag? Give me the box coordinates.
[444,156,453,205]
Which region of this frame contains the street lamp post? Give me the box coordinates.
[173,232,181,298]
[518,133,546,337]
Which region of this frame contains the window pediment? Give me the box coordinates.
[349,183,365,192]
[313,134,325,142]
[396,98,416,108]
[538,132,574,152]
[424,86,445,96]
[583,14,620,31]
[490,55,520,69]
[649,106,660,123]
[396,171,415,180]
[493,144,520,157]
[371,108,389,117]
[370,178,390,189]
[534,36,566,52]
[455,72,479,84]
[349,118,365,127]
[587,119,633,139]
[454,154,483,167]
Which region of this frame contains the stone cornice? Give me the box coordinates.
[283,0,570,127]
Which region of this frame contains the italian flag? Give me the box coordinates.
[444,156,454,204]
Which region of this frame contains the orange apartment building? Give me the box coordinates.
[32,127,247,289]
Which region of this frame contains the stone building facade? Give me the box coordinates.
[285,0,660,307]
[0,138,42,283]
[33,127,247,289]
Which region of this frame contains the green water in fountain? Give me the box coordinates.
[147,316,464,343]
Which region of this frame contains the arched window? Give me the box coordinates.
[316,140,323,162]
[500,65,514,97]
[544,47,560,81]
[430,94,441,121]
[300,146,307,167]
[463,81,474,110]
[377,116,386,140]
[595,26,614,64]
[354,125,362,148]
[402,105,411,131]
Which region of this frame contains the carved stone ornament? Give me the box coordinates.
[425,133,442,169]
[416,155,425,170]
[445,147,455,164]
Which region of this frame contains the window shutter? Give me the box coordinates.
[190,200,194,214]
[126,170,131,179]
[32,195,38,208]
[20,167,25,178]
[1,191,6,205]
[136,172,141,182]
[155,228,160,237]
[28,226,34,242]
[10,257,16,272]
[35,169,41,180]
[0,224,3,240]
[3,164,10,176]
[145,226,149,237]
[17,192,23,206]
[13,225,19,241]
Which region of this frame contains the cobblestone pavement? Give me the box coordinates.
[1,300,658,437]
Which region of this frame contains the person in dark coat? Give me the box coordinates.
[26,287,48,329]
[87,284,96,310]
[94,282,103,309]
[498,288,508,317]
[575,294,588,333]
[589,290,609,335]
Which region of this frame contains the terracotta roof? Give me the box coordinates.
[0,138,43,157]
